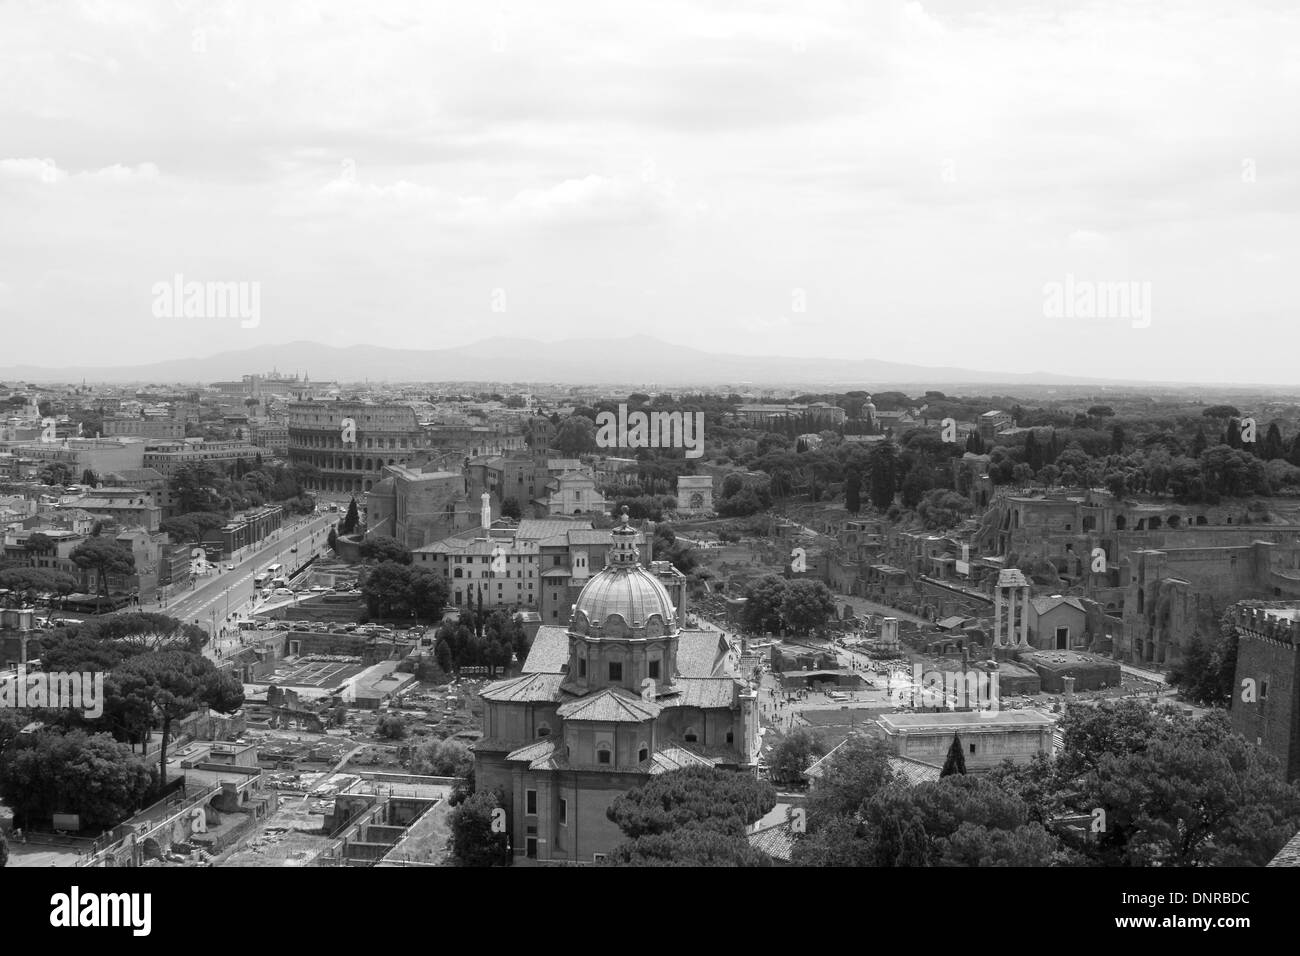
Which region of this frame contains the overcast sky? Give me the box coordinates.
[1,0,1297,383]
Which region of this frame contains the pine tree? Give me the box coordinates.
[1288,433,1300,467]
[1225,419,1242,449]
[940,733,967,777]
[327,528,338,551]
[1192,428,1208,457]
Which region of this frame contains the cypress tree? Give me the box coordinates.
[1262,422,1284,460]
[342,497,359,534]
[940,733,967,777]
[845,469,862,514]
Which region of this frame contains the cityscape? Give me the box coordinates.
[0,0,1295,934]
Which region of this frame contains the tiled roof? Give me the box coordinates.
[748,821,796,862]
[105,468,164,482]
[1269,828,1300,866]
[522,627,569,674]
[646,745,717,774]
[505,737,559,764]
[556,687,660,722]
[567,529,643,546]
[889,755,943,785]
[415,538,538,555]
[1030,596,1086,615]
[517,519,592,540]
[804,737,941,785]
[479,672,566,703]
[878,711,1054,730]
[662,677,740,709]
[676,630,731,678]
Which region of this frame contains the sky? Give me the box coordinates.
[1,0,1298,383]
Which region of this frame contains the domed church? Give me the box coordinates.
[474,510,761,863]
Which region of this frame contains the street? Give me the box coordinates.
[151,512,336,652]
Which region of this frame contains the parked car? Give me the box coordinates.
[273,588,294,596]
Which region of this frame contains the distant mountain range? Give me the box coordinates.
[0,335,1175,388]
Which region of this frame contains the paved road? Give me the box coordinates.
[153,512,335,645]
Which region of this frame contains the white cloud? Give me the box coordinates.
[0,0,1297,381]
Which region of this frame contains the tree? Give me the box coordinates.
[377,715,406,739]
[341,497,360,534]
[358,535,412,565]
[37,462,74,486]
[0,827,6,867]
[88,612,208,653]
[844,469,861,514]
[555,415,597,456]
[411,738,473,777]
[867,442,898,510]
[112,652,244,784]
[769,729,826,787]
[1166,610,1238,707]
[780,579,836,635]
[604,766,775,865]
[69,537,136,599]
[361,562,448,619]
[327,527,338,551]
[170,461,220,514]
[607,766,776,839]
[81,468,97,486]
[0,567,78,608]
[804,734,895,824]
[1202,404,1240,420]
[606,828,773,866]
[433,637,454,673]
[159,516,201,544]
[941,734,967,777]
[741,575,788,634]
[0,730,156,830]
[448,790,511,866]
[1077,711,1300,866]
[1262,422,1285,461]
[500,497,522,521]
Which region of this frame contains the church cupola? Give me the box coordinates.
[565,508,679,695]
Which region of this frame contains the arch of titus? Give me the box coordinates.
[993,568,1030,647]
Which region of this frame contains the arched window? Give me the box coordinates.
[453,567,463,578]
[684,727,698,743]
[596,744,612,765]
[537,724,551,738]
[638,745,648,762]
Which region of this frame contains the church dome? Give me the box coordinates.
[568,510,677,640]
